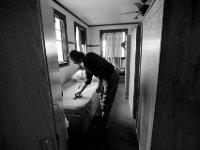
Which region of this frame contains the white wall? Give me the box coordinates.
[127,30,137,114]
[137,0,164,149]
[49,1,138,85]
[50,1,89,84]
[50,1,89,51]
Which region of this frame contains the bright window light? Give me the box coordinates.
[102,40,106,57]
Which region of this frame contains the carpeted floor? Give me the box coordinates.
[69,83,139,150]
[107,83,138,150]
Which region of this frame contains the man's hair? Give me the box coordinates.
[69,50,84,61]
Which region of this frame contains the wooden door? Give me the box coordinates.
[0,0,57,150]
[137,0,164,150]
[133,23,142,119]
[126,23,142,119]
[151,0,200,149]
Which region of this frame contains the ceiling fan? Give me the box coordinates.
[119,0,149,19]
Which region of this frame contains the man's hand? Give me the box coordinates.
[96,88,101,93]
[74,91,83,98]
[96,81,103,93]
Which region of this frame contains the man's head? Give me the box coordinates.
[69,50,84,65]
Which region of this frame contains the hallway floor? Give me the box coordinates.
[69,83,139,150]
[107,83,139,150]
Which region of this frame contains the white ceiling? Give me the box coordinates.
[55,0,153,26]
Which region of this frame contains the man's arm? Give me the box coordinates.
[75,69,92,97]
[75,83,88,98]
[96,79,103,93]
[79,83,88,93]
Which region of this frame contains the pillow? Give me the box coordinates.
[71,70,86,81]
[71,69,99,82]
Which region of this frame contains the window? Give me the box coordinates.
[54,9,69,65]
[102,31,126,58]
[74,22,87,53]
[100,29,128,69]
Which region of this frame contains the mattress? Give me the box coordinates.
[62,80,100,138]
[62,80,99,115]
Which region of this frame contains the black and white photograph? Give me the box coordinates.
[1,0,200,150]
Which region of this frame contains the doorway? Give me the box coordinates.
[100,29,128,83]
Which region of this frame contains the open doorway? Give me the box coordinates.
[100,29,128,83]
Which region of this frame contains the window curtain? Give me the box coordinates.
[60,20,67,61]
[76,27,82,52]
[76,27,87,53]
[102,32,124,69]
[80,30,87,53]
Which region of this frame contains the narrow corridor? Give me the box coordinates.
[107,83,138,150]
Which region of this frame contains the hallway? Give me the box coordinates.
[69,83,139,150]
[107,83,139,150]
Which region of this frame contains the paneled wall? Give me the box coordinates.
[0,0,58,149]
[127,31,136,115]
[151,0,200,149]
[40,0,68,149]
[136,0,200,150]
[137,0,164,150]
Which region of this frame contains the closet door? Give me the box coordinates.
[137,0,164,150]
[0,0,57,150]
[133,23,142,119]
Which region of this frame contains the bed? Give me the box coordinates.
[62,70,100,141]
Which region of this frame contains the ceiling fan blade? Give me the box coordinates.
[141,0,148,4]
[119,11,140,15]
[140,4,149,14]
[134,2,143,10]
[134,12,142,19]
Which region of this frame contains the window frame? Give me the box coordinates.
[100,29,128,58]
[74,21,87,53]
[53,9,69,67]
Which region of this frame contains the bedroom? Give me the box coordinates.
[50,1,137,148]
[1,0,200,150]
[49,1,139,148]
